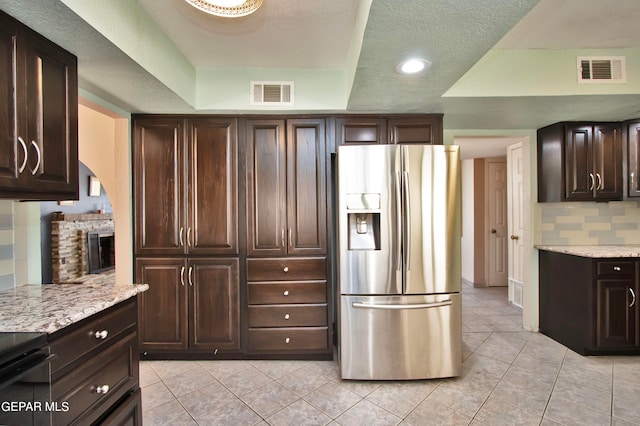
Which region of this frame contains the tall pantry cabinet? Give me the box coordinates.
[133,117,241,356]
[243,118,330,356]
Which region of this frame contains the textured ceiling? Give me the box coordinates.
[0,0,639,137]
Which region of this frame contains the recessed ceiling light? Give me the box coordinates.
[396,59,431,74]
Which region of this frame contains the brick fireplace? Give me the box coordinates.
[51,212,114,283]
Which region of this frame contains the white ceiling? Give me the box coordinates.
[1,0,639,145]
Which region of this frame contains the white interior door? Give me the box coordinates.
[507,143,524,307]
[486,157,507,287]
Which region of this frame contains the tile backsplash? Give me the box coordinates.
[0,200,14,291]
[538,201,640,245]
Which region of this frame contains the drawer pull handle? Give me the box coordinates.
[614,266,622,271]
[95,385,110,394]
[284,313,290,320]
[283,266,289,273]
[94,330,109,339]
[285,337,291,344]
[283,290,289,296]
[630,288,636,308]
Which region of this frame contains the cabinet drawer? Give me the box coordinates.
[248,304,327,327]
[49,299,136,376]
[248,281,327,304]
[247,257,326,281]
[52,332,138,426]
[248,327,328,351]
[596,261,635,277]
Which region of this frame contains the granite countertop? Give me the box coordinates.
[0,271,148,334]
[535,245,640,258]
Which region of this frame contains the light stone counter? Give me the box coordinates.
[535,245,640,258]
[0,271,148,333]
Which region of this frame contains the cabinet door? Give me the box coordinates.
[0,14,21,190]
[188,118,238,255]
[388,116,442,144]
[246,119,287,256]
[24,31,78,197]
[188,258,240,351]
[596,279,637,348]
[136,258,188,351]
[287,119,327,255]
[628,121,640,197]
[133,118,186,255]
[335,117,386,145]
[593,124,622,200]
[564,125,593,200]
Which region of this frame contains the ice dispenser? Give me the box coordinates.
[346,193,380,250]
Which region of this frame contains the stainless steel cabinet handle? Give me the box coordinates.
[180,266,185,286]
[284,313,290,320]
[288,228,292,247]
[589,173,595,191]
[632,172,636,191]
[283,290,289,296]
[281,229,285,248]
[630,288,636,308]
[17,137,28,173]
[596,173,602,190]
[283,266,289,273]
[352,300,452,310]
[187,227,192,247]
[30,141,41,175]
[614,266,622,271]
[95,385,110,394]
[179,227,184,247]
[94,330,108,339]
[188,266,193,286]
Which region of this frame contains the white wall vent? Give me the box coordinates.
[250,81,294,106]
[577,56,626,83]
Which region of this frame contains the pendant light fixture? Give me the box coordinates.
[185,0,263,17]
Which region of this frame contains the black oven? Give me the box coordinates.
[0,333,54,426]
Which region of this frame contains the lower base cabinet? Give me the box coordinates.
[48,297,141,425]
[136,257,241,356]
[539,250,640,355]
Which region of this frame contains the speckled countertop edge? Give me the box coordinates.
[0,273,148,334]
[535,245,640,258]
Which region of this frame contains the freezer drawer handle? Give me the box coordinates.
[352,300,452,310]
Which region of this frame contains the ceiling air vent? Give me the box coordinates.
[577,56,626,83]
[250,81,294,106]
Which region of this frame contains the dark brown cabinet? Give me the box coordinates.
[48,298,140,425]
[136,257,240,354]
[627,120,640,197]
[0,10,78,199]
[245,118,327,256]
[335,114,443,146]
[539,250,640,354]
[537,122,622,202]
[133,117,238,256]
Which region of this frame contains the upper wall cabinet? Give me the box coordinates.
[537,122,622,202]
[335,115,443,147]
[133,117,238,255]
[0,10,78,200]
[244,118,327,256]
[627,120,640,197]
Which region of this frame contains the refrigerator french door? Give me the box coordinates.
[336,144,462,380]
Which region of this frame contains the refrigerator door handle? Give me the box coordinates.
[395,171,402,271]
[352,300,452,310]
[402,171,411,271]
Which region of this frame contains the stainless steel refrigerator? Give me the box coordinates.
[336,144,462,380]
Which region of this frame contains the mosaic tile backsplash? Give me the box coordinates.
[538,201,640,245]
